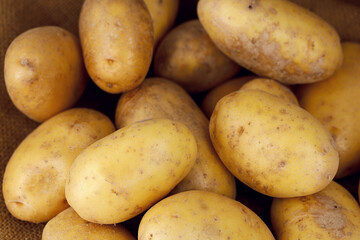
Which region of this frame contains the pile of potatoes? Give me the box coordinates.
[3,0,360,239]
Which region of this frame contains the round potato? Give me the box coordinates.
[79,0,154,93]
[154,20,241,93]
[210,90,339,197]
[271,181,360,239]
[2,108,115,223]
[65,119,197,224]
[139,190,275,240]
[197,0,343,84]
[4,26,87,122]
[115,78,236,199]
[298,42,360,178]
[42,208,135,240]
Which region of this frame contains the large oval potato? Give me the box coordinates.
[115,78,236,199]
[4,26,87,122]
[271,181,360,239]
[79,0,154,93]
[139,190,275,240]
[154,20,241,93]
[210,90,339,197]
[298,42,360,178]
[65,119,197,224]
[197,0,343,84]
[2,108,115,223]
[42,208,135,240]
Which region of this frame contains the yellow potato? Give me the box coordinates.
[153,20,241,93]
[197,0,343,84]
[144,0,179,45]
[271,181,360,239]
[42,208,135,240]
[115,78,236,199]
[210,90,339,197]
[2,108,115,223]
[201,76,255,118]
[241,78,299,105]
[65,119,197,224]
[4,26,87,122]
[79,0,154,93]
[139,190,275,240]
[298,42,360,178]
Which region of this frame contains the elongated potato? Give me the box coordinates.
[298,42,360,178]
[42,208,135,240]
[115,78,236,199]
[210,90,339,197]
[2,108,115,223]
[271,181,360,239]
[139,190,275,240]
[79,0,154,93]
[4,26,87,122]
[197,0,343,84]
[65,119,197,224]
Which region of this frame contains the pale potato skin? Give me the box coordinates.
[271,181,360,239]
[65,119,197,224]
[139,190,275,240]
[197,0,343,84]
[42,208,135,240]
[144,0,179,46]
[79,0,154,93]
[154,20,241,93]
[210,90,339,198]
[298,42,360,178]
[202,76,255,118]
[2,108,115,223]
[4,26,87,122]
[115,78,236,199]
[241,78,299,105]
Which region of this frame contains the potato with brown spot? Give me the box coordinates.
[197,0,343,84]
[2,108,115,223]
[271,181,360,239]
[4,26,87,122]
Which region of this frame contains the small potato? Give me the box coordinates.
[154,20,241,93]
[65,119,197,224]
[197,0,343,84]
[240,78,299,105]
[202,76,255,118]
[2,108,115,223]
[210,90,339,197]
[271,181,360,239]
[79,0,154,93]
[4,26,87,122]
[298,42,360,178]
[144,0,179,45]
[139,190,275,240]
[115,78,236,199]
[42,208,135,240]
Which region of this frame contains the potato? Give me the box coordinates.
[297,42,360,178]
[240,78,299,105]
[65,119,197,224]
[79,0,154,93]
[201,76,255,118]
[197,0,343,84]
[153,20,241,93]
[271,181,360,239]
[138,190,275,240]
[144,0,179,46]
[42,208,135,240]
[4,26,87,122]
[2,108,115,223]
[115,78,236,199]
[210,90,339,197]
